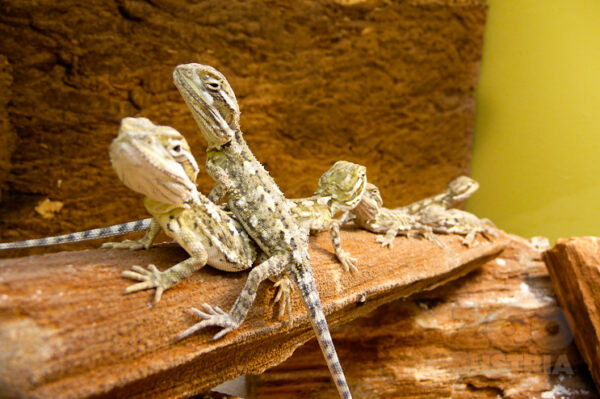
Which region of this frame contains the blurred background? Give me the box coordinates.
[467,0,600,242]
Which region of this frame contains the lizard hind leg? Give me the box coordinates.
[178,254,288,341]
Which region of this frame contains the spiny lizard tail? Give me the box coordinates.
[173,63,352,399]
[0,219,152,250]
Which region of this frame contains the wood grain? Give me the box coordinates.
[0,228,505,398]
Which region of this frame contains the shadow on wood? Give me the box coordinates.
[0,228,506,398]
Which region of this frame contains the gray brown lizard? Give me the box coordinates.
[106,116,258,303]
[173,63,352,399]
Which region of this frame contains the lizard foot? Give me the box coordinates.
[122,264,172,303]
[375,234,395,248]
[177,303,239,341]
[273,275,295,325]
[102,239,146,251]
[423,232,446,248]
[337,250,358,273]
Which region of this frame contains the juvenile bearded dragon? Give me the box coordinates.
[290,160,367,273]
[397,175,479,215]
[417,205,497,246]
[350,183,444,248]
[106,117,259,303]
[173,63,352,398]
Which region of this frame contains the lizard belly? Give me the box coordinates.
[156,209,254,273]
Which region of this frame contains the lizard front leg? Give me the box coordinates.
[102,218,161,250]
[178,254,288,340]
[122,224,209,303]
[328,219,357,273]
[375,228,398,248]
[206,163,233,204]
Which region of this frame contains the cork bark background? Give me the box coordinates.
[0,0,487,253]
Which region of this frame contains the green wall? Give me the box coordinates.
[467,1,600,242]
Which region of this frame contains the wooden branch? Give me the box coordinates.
[544,237,600,393]
[0,229,506,399]
[252,235,598,398]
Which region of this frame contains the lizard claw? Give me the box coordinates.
[121,264,170,303]
[375,234,395,248]
[177,303,239,341]
[273,276,294,325]
[423,232,446,248]
[337,250,358,273]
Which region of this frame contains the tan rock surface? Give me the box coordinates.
[0,229,505,399]
[544,237,600,394]
[250,236,598,398]
[0,0,487,255]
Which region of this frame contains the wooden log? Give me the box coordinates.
[0,229,505,399]
[250,235,598,398]
[544,237,600,394]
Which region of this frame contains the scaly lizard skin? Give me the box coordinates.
[289,160,367,273]
[350,183,444,248]
[173,63,352,399]
[417,204,497,246]
[397,175,479,215]
[0,219,152,250]
[107,117,258,303]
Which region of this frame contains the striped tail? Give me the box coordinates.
[0,218,152,250]
[293,264,352,399]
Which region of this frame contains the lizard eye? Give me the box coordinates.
[167,140,187,159]
[206,79,221,91]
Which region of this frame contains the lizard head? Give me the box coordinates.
[447,176,479,203]
[110,117,200,207]
[314,161,368,211]
[173,63,240,149]
[352,183,382,223]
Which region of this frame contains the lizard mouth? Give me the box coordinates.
[173,65,235,147]
[110,118,199,207]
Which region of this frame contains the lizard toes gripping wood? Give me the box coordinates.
[178,304,238,341]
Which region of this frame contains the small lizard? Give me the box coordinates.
[350,183,444,248]
[397,175,479,215]
[173,63,352,398]
[289,160,367,273]
[107,116,258,303]
[417,204,497,246]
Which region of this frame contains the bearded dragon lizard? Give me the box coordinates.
[289,160,367,273]
[101,117,262,303]
[417,205,497,246]
[173,63,352,399]
[350,183,444,248]
[397,175,479,215]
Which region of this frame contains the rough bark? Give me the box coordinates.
[0,229,505,399]
[0,0,487,254]
[250,235,599,398]
[544,237,600,395]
